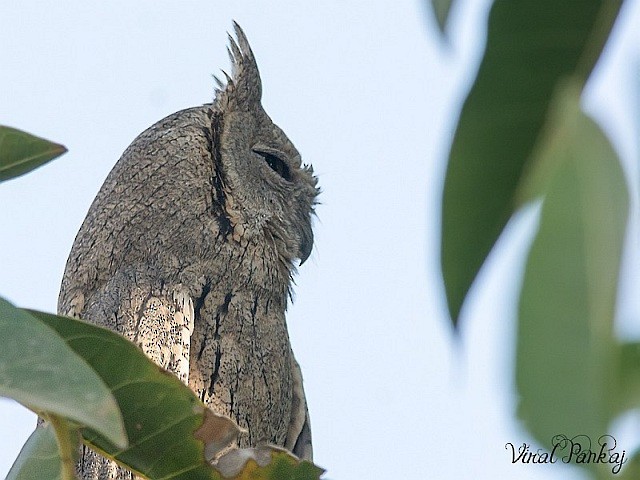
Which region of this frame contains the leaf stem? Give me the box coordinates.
[47,414,79,480]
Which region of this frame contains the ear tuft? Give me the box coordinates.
[214,22,262,111]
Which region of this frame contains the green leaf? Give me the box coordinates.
[216,448,324,480]
[430,0,454,34]
[8,308,323,479]
[440,0,623,327]
[30,311,323,479]
[227,450,324,480]
[6,423,67,480]
[8,417,82,480]
[617,342,640,413]
[28,310,239,480]
[0,126,66,182]
[0,298,126,448]
[516,87,628,449]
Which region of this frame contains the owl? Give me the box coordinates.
[58,22,318,479]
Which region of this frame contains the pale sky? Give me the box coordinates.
[1,1,639,479]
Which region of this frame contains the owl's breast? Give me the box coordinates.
[188,280,294,449]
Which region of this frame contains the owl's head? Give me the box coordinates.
[211,23,318,267]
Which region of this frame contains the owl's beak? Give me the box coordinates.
[298,224,313,265]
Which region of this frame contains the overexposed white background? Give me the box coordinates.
[1,1,639,478]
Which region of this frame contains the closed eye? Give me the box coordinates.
[254,150,292,182]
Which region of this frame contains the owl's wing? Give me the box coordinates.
[62,267,195,385]
[286,354,313,461]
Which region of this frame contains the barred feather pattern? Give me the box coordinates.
[56,23,317,479]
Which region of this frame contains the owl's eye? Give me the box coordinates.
[254,150,291,182]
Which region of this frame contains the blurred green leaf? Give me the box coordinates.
[618,342,640,413]
[516,87,628,449]
[515,81,583,204]
[6,423,66,480]
[0,298,125,448]
[441,0,623,327]
[430,0,454,33]
[0,126,66,182]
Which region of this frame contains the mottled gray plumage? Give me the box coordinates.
[58,23,317,479]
